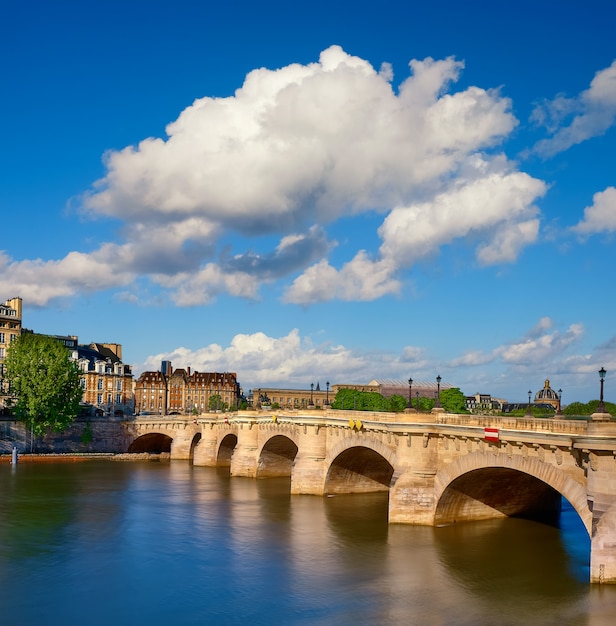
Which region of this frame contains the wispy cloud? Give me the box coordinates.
[447,317,584,369]
[530,60,616,157]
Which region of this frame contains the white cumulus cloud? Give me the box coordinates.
[2,46,546,307]
[571,187,616,236]
[139,328,427,387]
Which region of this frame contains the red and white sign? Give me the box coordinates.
[484,427,499,442]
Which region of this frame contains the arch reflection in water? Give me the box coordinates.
[432,501,591,622]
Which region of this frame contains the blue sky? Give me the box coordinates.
[2,0,615,403]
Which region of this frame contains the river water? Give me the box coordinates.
[1,461,616,625]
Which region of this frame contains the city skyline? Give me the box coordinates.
[1,1,615,403]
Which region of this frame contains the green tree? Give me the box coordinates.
[5,333,83,436]
[331,390,409,412]
[564,400,616,417]
[439,388,468,414]
[208,394,228,412]
[412,396,435,412]
[385,394,408,412]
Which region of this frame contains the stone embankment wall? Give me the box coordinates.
[0,417,131,454]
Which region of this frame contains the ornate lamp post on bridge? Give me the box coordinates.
[431,375,444,413]
[591,367,611,421]
[598,367,607,413]
[526,390,532,416]
[309,382,315,407]
[408,378,413,408]
[325,381,330,406]
[555,388,563,416]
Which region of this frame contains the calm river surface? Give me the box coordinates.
[1,461,616,625]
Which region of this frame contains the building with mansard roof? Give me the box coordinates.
[134,370,168,415]
[134,362,241,415]
[67,339,134,417]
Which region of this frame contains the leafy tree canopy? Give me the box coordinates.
[208,394,228,411]
[5,333,83,436]
[563,400,616,417]
[439,388,468,414]
[332,389,429,413]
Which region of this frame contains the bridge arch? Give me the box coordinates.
[324,437,396,494]
[432,452,591,534]
[188,432,202,463]
[217,433,238,467]
[128,432,172,454]
[257,434,299,478]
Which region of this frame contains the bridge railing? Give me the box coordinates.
[130,408,616,440]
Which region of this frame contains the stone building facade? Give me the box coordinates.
[70,340,134,416]
[252,384,334,409]
[134,363,241,415]
[0,297,22,408]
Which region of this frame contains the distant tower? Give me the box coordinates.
[161,360,172,376]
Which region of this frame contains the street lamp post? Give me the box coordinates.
[309,383,314,407]
[556,388,563,416]
[325,381,330,406]
[597,367,607,413]
[526,390,532,416]
[435,375,442,408]
[408,378,413,408]
[592,367,611,420]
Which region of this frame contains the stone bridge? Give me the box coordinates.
[124,409,616,584]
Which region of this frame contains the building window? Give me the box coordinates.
[97,393,102,404]
[116,393,122,404]
[0,333,4,343]
[97,379,103,390]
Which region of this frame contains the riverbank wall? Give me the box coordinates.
[0,417,130,454]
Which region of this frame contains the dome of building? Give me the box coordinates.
[534,379,560,408]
